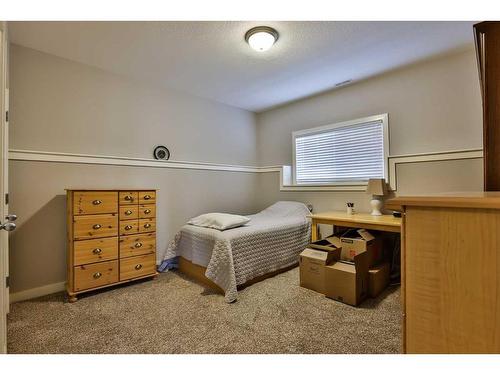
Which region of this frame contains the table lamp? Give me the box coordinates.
[366,178,388,216]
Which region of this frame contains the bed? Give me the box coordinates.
[159,201,311,302]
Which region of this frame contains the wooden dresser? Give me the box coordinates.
[66,189,158,302]
[388,193,500,353]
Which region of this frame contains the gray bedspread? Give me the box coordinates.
[162,201,311,302]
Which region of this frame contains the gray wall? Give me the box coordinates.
[10,44,257,165]
[257,48,482,165]
[8,44,259,293]
[255,48,483,214]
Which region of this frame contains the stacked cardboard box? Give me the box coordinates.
[299,237,341,294]
[299,229,391,306]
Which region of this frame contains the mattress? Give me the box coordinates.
[160,201,311,302]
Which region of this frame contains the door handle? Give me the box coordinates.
[0,221,16,231]
[5,214,17,222]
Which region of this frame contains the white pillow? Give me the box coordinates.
[187,213,251,231]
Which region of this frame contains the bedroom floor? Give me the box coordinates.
[7,267,401,354]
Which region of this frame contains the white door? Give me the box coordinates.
[0,27,15,354]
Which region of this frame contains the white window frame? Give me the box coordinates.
[292,114,389,186]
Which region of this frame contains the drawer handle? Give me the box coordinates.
[125,225,133,230]
[135,264,143,270]
[93,248,102,255]
[143,195,151,200]
[93,224,102,230]
[135,242,143,248]
[92,200,102,205]
[93,272,102,279]
[144,209,151,214]
[125,210,132,215]
[144,223,151,229]
[124,195,133,201]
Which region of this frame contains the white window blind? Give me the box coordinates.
[294,118,387,185]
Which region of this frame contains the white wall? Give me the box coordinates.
[255,48,483,213]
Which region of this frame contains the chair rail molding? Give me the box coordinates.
[9,148,484,192]
[9,149,280,174]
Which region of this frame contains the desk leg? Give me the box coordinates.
[311,220,319,242]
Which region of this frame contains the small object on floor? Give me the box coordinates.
[299,238,341,294]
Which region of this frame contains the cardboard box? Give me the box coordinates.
[324,251,369,306]
[308,235,342,251]
[299,241,340,294]
[340,229,383,267]
[368,262,391,298]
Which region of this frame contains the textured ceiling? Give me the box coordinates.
[8,21,475,112]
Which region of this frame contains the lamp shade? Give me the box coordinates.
[365,178,387,196]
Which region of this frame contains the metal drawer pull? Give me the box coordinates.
[125,210,132,215]
[93,224,102,230]
[144,223,151,229]
[125,225,133,230]
[92,200,102,205]
[135,242,143,248]
[143,195,151,200]
[144,209,151,214]
[93,272,102,279]
[93,248,102,255]
[135,264,143,270]
[124,195,133,201]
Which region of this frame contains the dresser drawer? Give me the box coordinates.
[120,254,156,280]
[139,218,156,233]
[119,233,156,258]
[120,205,139,220]
[119,191,138,205]
[73,191,118,215]
[139,191,156,204]
[73,214,118,240]
[74,236,118,266]
[139,204,156,219]
[119,219,139,235]
[74,260,119,291]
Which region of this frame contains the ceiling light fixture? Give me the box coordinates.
[245,26,279,52]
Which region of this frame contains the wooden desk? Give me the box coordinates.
[308,211,401,241]
[388,192,500,353]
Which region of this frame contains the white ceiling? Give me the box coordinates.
[8,21,475,112]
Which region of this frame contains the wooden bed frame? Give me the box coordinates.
[177,256,298,294]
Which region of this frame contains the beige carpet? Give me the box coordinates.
[7,267,401,354]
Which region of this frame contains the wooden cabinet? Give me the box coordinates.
[474,22,500,190]
[67,189,157,302]
[389,193,500,353]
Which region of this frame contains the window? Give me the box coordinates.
[293,114,389,185]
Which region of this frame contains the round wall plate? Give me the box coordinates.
[153,146,170,160]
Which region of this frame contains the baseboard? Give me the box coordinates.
[9,281,66,303]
